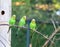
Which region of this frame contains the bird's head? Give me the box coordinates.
[23,16,26,20]
[13,15,16,19]
[31,19,36,23]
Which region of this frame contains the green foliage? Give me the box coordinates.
[12,0,60,47]
[53,0,60,3]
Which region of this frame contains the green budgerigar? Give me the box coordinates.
[30,19,36,30]
[19,16,26,27]
[30,19,36,36]
[9,15,16,25]
[30,19,36,44]
[8,15,16,33]
[16,16,26,36]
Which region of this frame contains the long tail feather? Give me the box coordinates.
[16,28,20,36]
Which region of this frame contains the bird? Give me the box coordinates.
[16,16,26,36]
[19,16,26,27]
[30,19,36,30]
[30,19,36,44]
[7,15,16,33]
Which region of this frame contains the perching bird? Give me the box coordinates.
[30,19,36,43]
[16,16,26,36]
[30,19,36,30]
[19,16,26,27]
[7,15,16,33]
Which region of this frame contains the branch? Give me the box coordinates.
[55,38,60,41]
[33,30,54,43]
[0,24,27,29]
[42,27,60,47]
[0,24,53,43]
[50,19,56,30]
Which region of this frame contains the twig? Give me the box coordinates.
[33,30,54,43]
[49,36,56,47]
[42,27,60,47]
[55,38,60,41]
[0,24,54,43]
[0,24,27,29]
[50,19,56,30]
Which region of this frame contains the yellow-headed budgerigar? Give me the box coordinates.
[7,15,16,33]
[16,16,26,36]
[30,19,36,30]
[19,16,26,27]
[30,19,36,44]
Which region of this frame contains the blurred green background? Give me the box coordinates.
[12,0,60,47]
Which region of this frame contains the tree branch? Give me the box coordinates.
[50,19,56,30]
[0,24,54,43]
[42,27,60,47]
[33,30,54,43]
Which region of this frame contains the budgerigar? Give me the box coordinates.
[30,19,36,30]
[16,16,26,36]
[30,19,36,44]
[19,16,26,27]
[8,15,16,33]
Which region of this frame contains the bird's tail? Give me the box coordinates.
[18,28,20,31]
[16,28,20,36]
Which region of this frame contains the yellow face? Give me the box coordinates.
[32,19,36,23]
[23,16,26,20]
[13,15,16,19]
